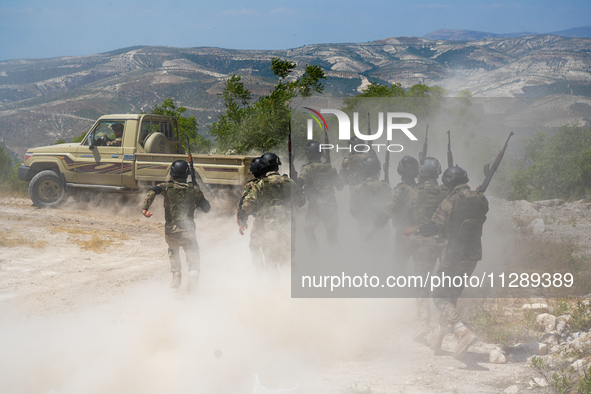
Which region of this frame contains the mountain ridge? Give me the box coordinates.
[1,33,590,157]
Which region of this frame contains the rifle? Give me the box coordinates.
[447,130,454,168]
[186,137,216,199]
[419,124,429,165]
[478,132,514,193]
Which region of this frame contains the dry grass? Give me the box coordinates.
[0,230,47,248]
[49,226,129,253]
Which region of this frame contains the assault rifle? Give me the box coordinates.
[478,132,514,193]
[419,124,429,165]
[324,118,331,164]
[186,137,216,200]
[447,130,454,168]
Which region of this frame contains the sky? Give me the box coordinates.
[0,0,589,61]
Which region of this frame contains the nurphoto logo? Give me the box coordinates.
[304,107,418,153]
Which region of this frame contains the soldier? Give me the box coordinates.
[406,165,489,359]
[406,157,449,343]
[368,155,419,273]
[298,141,343,247]
[142,160,211,291]
[105,123,124,146]
[339,136,374,189]
[350,155,391,238]
[237,157,266,269]
[237,153,305,269]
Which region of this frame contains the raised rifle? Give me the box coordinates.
[447,130,454,168]
[186,137,216,199]
[478,132,514,193]
[419,124,429,165]
[323,117,331,164]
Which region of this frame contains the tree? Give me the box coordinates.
[0,144,12,184]
[151,98,211,153]
[209,58,326,154]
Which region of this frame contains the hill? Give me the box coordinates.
[1,34,591,157]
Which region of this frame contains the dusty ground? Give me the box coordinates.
[0,193,570,393]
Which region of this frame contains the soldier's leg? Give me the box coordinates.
[321,202,339,245]
[165,232,182,289]
[433,257,479,358]
[304,204,321,248]
[249,225,265,270]
[413,238,443,340]
[181,232,200,292]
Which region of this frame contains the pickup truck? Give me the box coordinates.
[18,114,255,208]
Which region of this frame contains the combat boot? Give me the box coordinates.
[426,325,445,355]
[187,270,199,294]
[453,325,478,359]
[170,272,182,289]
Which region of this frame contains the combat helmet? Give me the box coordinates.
[304,141,323,161]
[419,157,442,179]
[442,165,469,191]
[260,152,281,173]
[361,155,381,179]
[249,157,265,179]
[397,155,419,179]
[170,160,190,180]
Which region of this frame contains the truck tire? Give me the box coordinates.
[29,170,67,208]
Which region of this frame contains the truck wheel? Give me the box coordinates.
[29,170,67,208]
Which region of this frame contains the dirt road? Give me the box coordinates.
[0,195,540,393]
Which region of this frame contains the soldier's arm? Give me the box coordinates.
[192,184,210,213]
[291,180,306,208]
[142,184,163,218]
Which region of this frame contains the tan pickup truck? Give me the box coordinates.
[18,114,255,208]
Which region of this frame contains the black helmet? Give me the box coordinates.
[442,165,469,190]
[260,152,281,173]
[361,155,381,179]
[419,157,442,179]
[170,160,190,179]
[249,157,265,179]
[397,155,419,179]
[304,141,322,160]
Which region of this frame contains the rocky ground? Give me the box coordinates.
[1,194,590,393]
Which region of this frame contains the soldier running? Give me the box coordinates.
[406,165,489,359]
[142,160,210,291]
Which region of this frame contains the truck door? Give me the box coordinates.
[74,120,125,186]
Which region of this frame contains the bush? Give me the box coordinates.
[509,125,591,201]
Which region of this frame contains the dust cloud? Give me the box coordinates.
[0,192,415,393]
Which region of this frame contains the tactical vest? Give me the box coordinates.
[447,189,488,243]
[413,181,448,226]
[259,174,292,223]
[164,182,197,231]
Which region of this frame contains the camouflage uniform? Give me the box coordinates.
[142,180,206,275]
[339,152,371,189]
[299,161,342,246]
[376,180,416,271]
[407,178,449,337]
[238,178,264,269]
[429,184,488,327]
[350,177,391,237]
[238,171,305,268]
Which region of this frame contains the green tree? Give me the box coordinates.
[151,98,211,153]
[0,144,12,184]
[510,125,591,200]
[209,58,326,154]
